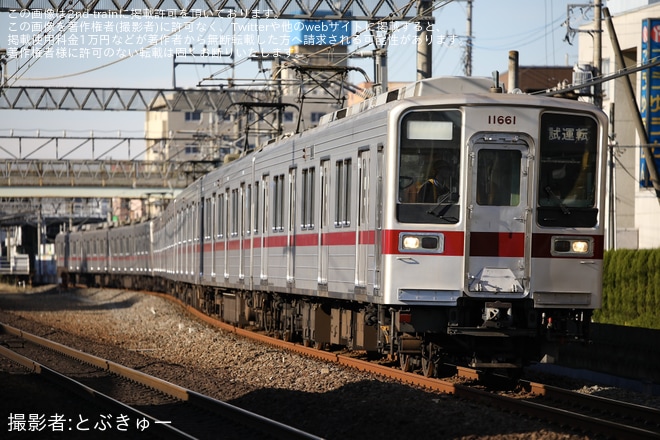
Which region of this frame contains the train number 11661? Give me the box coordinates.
[488,115,517,125]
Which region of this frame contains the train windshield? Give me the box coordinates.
[397,110,462,224]
[537,112,599,227]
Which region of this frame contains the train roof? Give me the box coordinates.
[318,76,601,126]
[319,76,493,126]
[248,76,604,162]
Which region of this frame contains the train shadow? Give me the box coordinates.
[0,285,140,313]
[226,379,578,439]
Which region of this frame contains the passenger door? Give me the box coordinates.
[466,135,531,297]
[260,175,269,282]
[287,169,296,283]
[355,149,370,289]
[318,160,330,285]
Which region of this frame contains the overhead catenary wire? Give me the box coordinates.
[535,55,660,96]
[10,0,234,84]
[3,1,86,87]
[12,0,456,91]
[469,16,566,52]
[12,15,203,83]
[8,1,578,92]
[260,0,459,91]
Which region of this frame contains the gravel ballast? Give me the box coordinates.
[0,285,644,439]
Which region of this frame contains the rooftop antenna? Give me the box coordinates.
[490,71,503,93]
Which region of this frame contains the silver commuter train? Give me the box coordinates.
[56,77,608,373]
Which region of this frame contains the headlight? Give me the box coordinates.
[399,233,443,253]
[552,236,593,256]
[402,235,421,250]
[571,240,590,253]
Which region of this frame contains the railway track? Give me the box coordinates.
[520,380,660,439]
[163,292,660,439]
[0,323,323,440]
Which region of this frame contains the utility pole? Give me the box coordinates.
[464,0,473,76]
[367,21,391,94]
[374,47,389,94]
[593,0,602,108]
[417,0,433,80]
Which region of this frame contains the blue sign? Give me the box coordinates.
[640,18,660,188]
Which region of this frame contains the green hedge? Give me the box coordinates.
[594,248,660,329]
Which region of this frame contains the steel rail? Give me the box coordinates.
[163,293,660,439]
[0,322,325,440]
[0,342,196,439]
[526,381,660,436]
[488,390,660,440]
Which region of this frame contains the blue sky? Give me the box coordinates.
[0,1,591,158]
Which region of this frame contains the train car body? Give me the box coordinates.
[108,221,153,285]
[57,77,607,372]
[62,225,108,275]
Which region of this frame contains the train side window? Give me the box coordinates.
[217,192,225,239]
[273,174,285,232]
[253,181,260,235]
[301,168,308,229]
[204,197,212,240]
[210,194,216,239]
[335,159,351,227]
[181,209,186,244]
[193,202,199,242]
[183,205,192,243]
[320,160,330,230]
[185,207,189,243]
[192,204,196,242]
[231,189,239,237]
[288,168,297,232]
[184,206,189,243]
[262,175,269,234]
[289,169,296,233]
[301,167,315,230]
[358,153,369,226]
[186,206,191,243]
[225,190,230,238]
[244,183,251,236]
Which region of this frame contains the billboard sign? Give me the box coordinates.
[640,18,660,188]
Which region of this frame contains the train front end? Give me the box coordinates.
[384,93,607,371]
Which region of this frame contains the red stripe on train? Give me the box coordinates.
[382,230,465,256]
[195,230,603,259]
[469,232,525,257]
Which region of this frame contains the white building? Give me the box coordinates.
[144,92,344,164]
[579,0,660,248]
[145,15,354,164]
